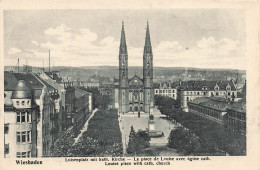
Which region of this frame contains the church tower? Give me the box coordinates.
[143,21,154,112]
[119,22,129,113]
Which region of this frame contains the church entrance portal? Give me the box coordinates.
[134,106,138,111]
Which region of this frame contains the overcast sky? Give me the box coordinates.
[4,9,246,69]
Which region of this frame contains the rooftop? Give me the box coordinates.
[189,97,229,111]
[227,98,246,113]
[75,88,91,99]
[179,80,236,91]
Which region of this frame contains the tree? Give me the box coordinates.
[127,126,150,154]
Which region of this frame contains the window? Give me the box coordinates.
[22,101,25,106]
[216,92,219,96]
[16,101,19,106]
[27,131,31,143]
[17,113,21,123]
[21,112,26,123]
[16,132,21,143]
[27,100,30,105]
[159,90,162,93]
[228,92,230,96]
[27,112,31,123]
[173,90,175,93]
[155,90,158,93]
[22,132,26,143]
[163,90,165,93]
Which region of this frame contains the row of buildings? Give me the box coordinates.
[187,82,246,135]
[154,79,246,135]
[4,70,92,158]
[154,79,241,111]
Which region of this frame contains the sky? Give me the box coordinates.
[4,9,246,69]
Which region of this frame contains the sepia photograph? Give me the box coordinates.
[1,0,259,169]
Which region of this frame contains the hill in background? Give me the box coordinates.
[5,66,246,84]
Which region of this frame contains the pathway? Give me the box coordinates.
[73,109,98,145]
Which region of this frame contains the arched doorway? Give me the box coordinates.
[134,106,138,111]
[140,106,143,111]
[129,106,132,112]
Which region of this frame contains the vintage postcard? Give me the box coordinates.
[0,0,259,170]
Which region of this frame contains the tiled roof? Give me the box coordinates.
[75,88,91,99]
[154,81,179,89]
[36,76,56,92]
[13,73,44,90]
[189,97,229,111]
[179,80,236,91]
[227,98,246,113]
[4,71,18,91]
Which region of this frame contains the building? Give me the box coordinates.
[188,97,229,124]
[36,75,61,143]
[226,81,246,135]
[39,71,66,135]
[83,80,100,89]
[114,22,154,113]
[99,83,114,96]
[178,80,237,112]
[63,82,75,129]
[154,81,178,100]
[73,88,93,132]
[4,72,55,157]
[4,78,38,158]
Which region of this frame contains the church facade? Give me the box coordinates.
[114,22,154,113]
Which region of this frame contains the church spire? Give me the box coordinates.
[144,21,152,52]
[120,21,127,54]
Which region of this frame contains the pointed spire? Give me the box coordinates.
[120,21,127,54]
[144,20,152,52]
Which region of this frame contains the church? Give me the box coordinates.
[114,21,154,113]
